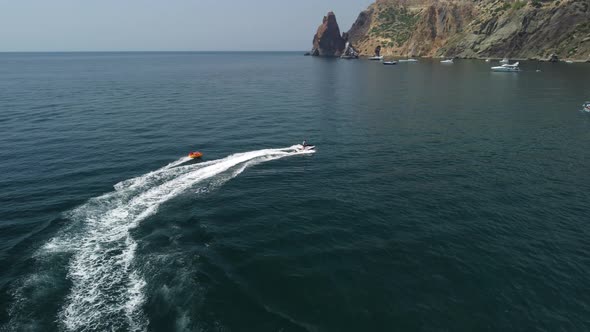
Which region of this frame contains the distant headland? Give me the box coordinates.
[310,0,590,62]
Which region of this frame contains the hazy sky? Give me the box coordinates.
[0,0,373,51]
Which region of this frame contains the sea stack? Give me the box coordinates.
[311,12,346,57]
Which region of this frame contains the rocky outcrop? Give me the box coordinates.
[375,45,382,56]
[345,0,590,60]
[311,12,347,57]
[341,40,360,58]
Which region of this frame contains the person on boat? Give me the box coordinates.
[302,140,307,147]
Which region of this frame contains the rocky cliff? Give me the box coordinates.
[311,12,347,56]
[346,0,590,60]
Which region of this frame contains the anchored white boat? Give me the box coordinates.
[440,59,453,64]
[368,55,383,61]
[500,58,509,64]
[398,58,418,63]
[485,59,491,62]
[491,62,521,72]
[383,61,397,65]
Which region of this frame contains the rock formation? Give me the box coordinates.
[341,38,361,58]
[374,45,382,56]
[311,12,347,57]
[345,0,590,60]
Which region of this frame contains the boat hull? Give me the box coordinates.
[491,62,520,72]
[297,145,315,151]
[491,67,520,72]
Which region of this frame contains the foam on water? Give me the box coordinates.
[8,146,313,331]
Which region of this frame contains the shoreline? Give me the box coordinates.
[348,55,590,63]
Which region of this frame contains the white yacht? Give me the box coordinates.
[491,62,521,72]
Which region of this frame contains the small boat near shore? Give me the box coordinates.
[368,55,383,61]
[491,62,521,72]
[398,58,418,63]
[583,102,590,112]
[440,59,454,64]
[383,61,397,65]
[500,58,509,64]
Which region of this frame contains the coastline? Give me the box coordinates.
[354,55,590,63]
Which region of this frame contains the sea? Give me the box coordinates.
[1,52,590,332]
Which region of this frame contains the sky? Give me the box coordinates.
[0,0,374,52]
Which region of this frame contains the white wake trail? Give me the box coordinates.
[35,145,313,331]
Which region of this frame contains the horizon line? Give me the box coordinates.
[0,50,307,53]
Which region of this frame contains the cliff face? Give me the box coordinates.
[311,12,347,57]
[347,0,590,60]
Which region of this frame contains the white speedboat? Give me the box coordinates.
[398,58,418,63]
[297,144,315,151]
[583,102,590,112]
[368,55,383,61]
[383,61,397,65]
[485,59,491,62]
[565,60,574,64]
[500,58,509,64]
[440,59,453,64]
[491,62,521,72]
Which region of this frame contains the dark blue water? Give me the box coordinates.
[1,52,590,331]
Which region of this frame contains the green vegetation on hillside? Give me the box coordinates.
[368,6,419,47]
[494,0,529,14]
[512,1,527,10]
